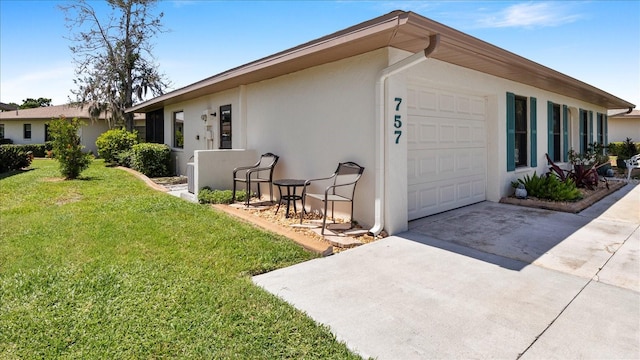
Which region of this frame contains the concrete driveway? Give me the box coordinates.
[253,183,639,359]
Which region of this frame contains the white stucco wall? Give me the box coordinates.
[608,117,640,143]
[194,149,257,193]
[0,118,107,155]
[2,120,48,144]
[168,49,388,229]
[162,88,243,176]
[79,120,109,155]
[160,46,610,235]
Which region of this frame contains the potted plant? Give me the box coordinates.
[616,137,637,169]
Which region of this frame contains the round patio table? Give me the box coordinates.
[273,179,306,218]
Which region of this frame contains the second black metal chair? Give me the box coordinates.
[300,161,365,235]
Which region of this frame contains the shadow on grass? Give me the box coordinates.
[0,168,35,180]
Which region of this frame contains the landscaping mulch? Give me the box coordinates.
[500,179,627,213]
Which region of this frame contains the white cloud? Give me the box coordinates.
[476,2,584,29]
[0,65,75,105]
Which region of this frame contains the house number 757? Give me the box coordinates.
[394,97,402,144]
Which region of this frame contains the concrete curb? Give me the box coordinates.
[116,166,168,192]
[212,204,334,256]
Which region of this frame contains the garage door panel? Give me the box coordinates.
[408,147,486,185]
[407,83,487,220]
[409,116,484,150]
[408,175,486,219]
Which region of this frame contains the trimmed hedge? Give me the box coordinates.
[95,128,138,164]
[0,144,33,173]
[0,142,52,158]
[130,143,171,177]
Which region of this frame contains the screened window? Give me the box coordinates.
[219,104,232,149]
[597,113,605,145]
[514,96,527,167]
[173,111,184,148]
[580,110,589,153]
[24,124,32,139]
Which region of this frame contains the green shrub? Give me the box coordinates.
[115,149,135,168]
[620,137,638,159]
[10,143,52,158]
[130,143,171,177]
[198,187,248,204]
[516,171,582,202]
[95,128,138,164]
[607,142,622,156]
[48,117,92,179]
[0,144,33,172]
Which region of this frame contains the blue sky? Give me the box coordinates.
[1,1,638,107]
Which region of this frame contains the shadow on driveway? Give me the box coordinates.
[406,183,638,273]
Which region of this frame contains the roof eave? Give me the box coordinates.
[126,10,635,114]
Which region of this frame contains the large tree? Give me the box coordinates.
[61,0,170,130]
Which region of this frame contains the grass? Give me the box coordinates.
[0,159,361,359]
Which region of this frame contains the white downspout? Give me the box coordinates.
[369,34,440,236]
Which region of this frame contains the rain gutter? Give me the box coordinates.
[370,34,440,236]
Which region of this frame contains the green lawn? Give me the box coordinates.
[0,159,360,359]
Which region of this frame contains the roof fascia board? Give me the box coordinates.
[127,12,407,113]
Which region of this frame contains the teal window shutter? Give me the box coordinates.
[547,101,554,161]
[506,92,515,171]
[579,109,585,153]
[589,111,594,144]
[604,115,608,146]
[530,97,537,167]
[597,113,601,140]
[562,105,569,162]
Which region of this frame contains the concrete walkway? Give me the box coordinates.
[254,184,639,359]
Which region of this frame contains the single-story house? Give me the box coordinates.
[607,109,640,143]
[126,10,635,236]
[0,102,19,111]
[0,104,146,154]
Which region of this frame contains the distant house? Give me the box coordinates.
[607,109,640,143]
[0,104,147,155]
[0,102,18,111]
[126,10,635,235]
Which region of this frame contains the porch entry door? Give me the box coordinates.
[219,104,232,149]
[407,82,487,220]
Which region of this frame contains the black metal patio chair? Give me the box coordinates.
[300,161,365,235]
[232,152,279,207]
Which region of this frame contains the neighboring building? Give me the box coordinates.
[0,104,146,154]
[0,102,18,111]
[607,109,640,143]
[126,10,635,235]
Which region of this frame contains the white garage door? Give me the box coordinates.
[407,82,487,220]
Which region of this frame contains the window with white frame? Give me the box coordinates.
[547,102,570,163]
[24,124,32,139]
[579,109,589,153]
[173,111,184,148]
[514,96,528,167]
[507,92,537,171]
